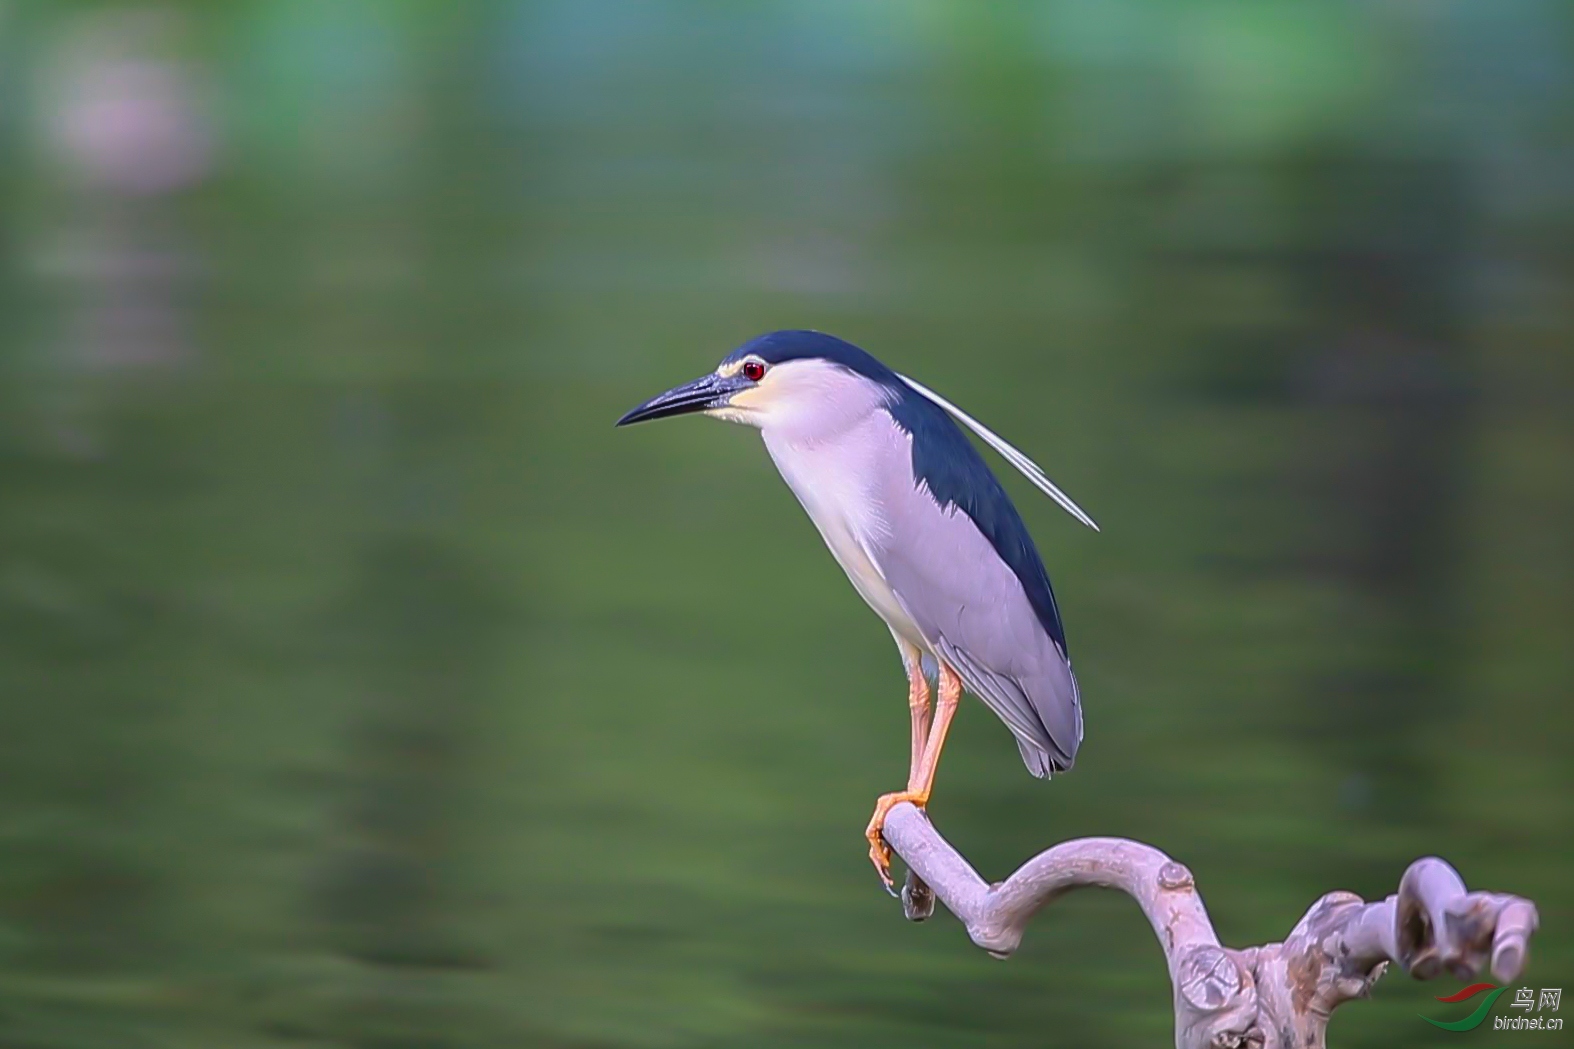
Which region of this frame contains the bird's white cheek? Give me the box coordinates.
[709,382,784,429]
[726,383,775,411]
[738,382,842,439]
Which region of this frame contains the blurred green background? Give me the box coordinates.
[0,2,1570,1047]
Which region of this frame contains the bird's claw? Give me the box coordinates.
[871,844,899,897]
[865,790,927,894]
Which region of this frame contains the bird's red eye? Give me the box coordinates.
[742,360,766,382]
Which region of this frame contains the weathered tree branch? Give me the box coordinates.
[881,802,1540,1049]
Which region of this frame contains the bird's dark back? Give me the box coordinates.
[886,390,1071,656]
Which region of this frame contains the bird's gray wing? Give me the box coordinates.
[867,486,1081,776]
[934,639,1078,776]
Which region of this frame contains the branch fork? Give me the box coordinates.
[880,802,1539,1049]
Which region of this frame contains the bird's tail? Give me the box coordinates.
[1017,738,1073,778]
[1014,655,1081,778]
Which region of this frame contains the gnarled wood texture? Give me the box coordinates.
[881,802,1540,1049]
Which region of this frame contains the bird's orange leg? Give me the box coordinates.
[866,661,961,889]
[904,651,931,787]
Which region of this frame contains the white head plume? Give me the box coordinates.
[897,374,1099,532]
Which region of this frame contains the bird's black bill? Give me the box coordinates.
[616,372,745,426]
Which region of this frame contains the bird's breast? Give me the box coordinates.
[761,417,928,649]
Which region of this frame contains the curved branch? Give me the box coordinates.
[880,802,1540,1049]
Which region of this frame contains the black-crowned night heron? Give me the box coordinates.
[617,330,1097,888]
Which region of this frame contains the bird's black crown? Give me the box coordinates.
[722,330,904,388]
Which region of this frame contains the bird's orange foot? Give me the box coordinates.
[865,790,928,893]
